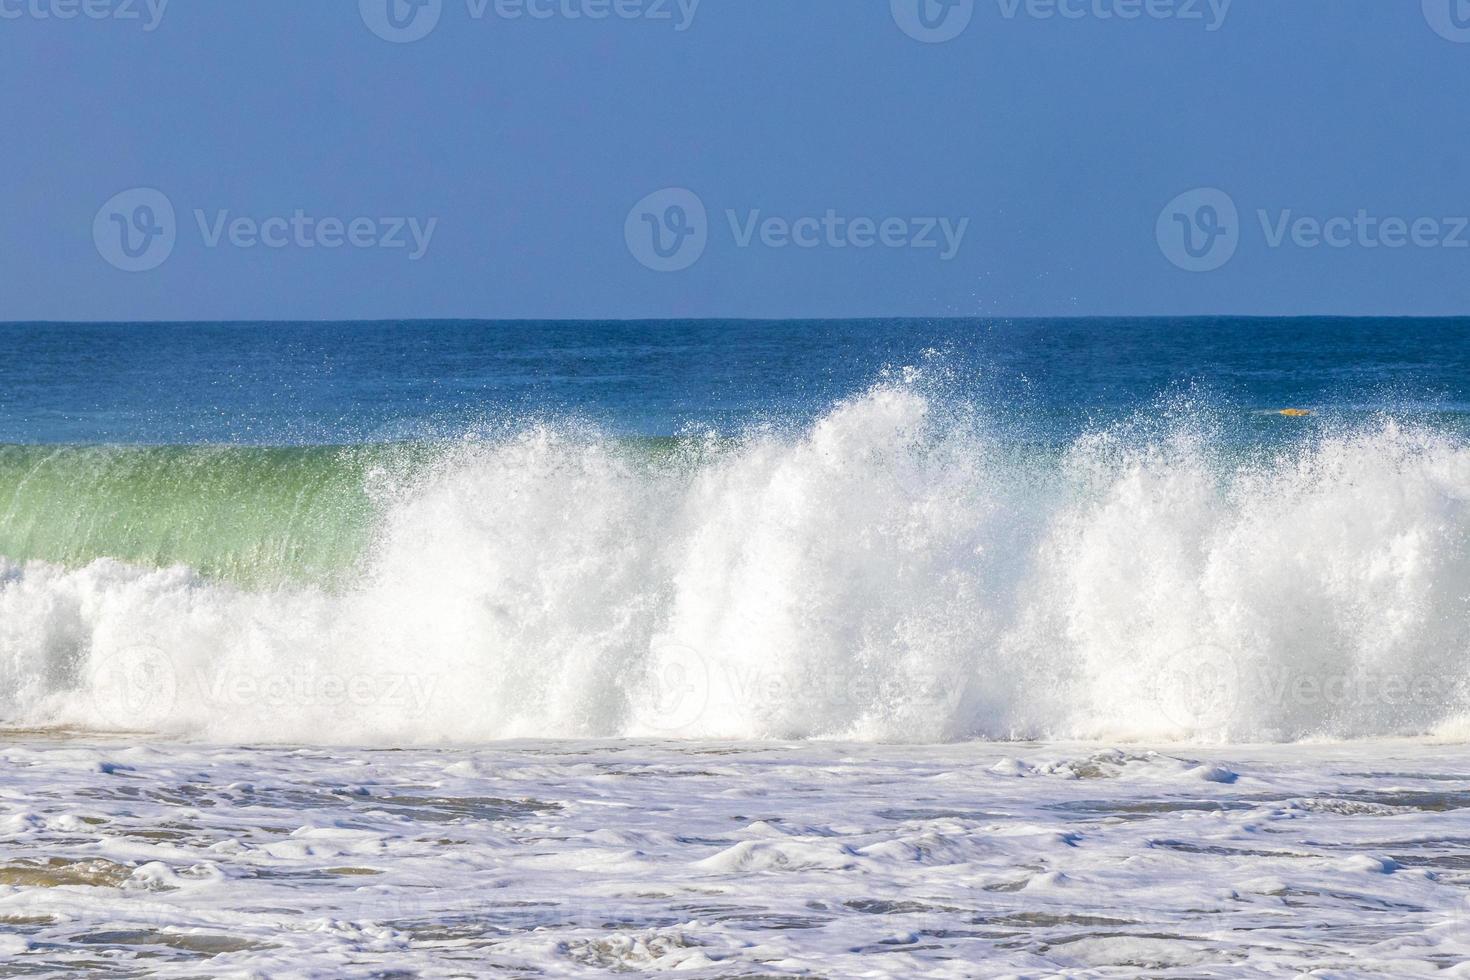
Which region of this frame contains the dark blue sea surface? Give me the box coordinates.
[0,318,1466,444]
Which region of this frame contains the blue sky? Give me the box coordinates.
[2,0,1468,320]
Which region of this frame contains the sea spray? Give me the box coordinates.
[2,380,1470,743]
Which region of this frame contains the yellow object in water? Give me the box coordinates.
[1278,409,1311,417]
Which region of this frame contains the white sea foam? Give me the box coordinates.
[3,738,1470,976]
[3,378,1470,743]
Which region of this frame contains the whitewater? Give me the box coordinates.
[5,351,1470,975]
[4,736,1470,977]
[3,377,1470,745]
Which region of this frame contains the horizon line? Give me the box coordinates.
[4,314,1470,327]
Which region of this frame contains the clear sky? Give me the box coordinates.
[3,0,1468,320]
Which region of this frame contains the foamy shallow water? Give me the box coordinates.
[2,738,1470,977]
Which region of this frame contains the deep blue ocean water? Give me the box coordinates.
[2,318,1467,445]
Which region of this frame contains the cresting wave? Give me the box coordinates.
[3,379,1470,744]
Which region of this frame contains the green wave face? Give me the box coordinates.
[0,445,429,587]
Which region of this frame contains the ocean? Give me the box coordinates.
[3,318,1470,975]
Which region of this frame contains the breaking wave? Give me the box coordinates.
[3,376,1470,744]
